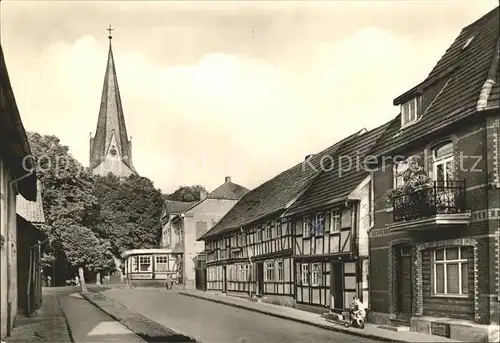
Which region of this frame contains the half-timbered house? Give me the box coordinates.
[282,123,389,313]
[199,130,365,305]
[366,7,499,342]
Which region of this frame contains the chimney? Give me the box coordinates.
[305,154,313,161]
[225,176,231,183]
[199,190,208,200]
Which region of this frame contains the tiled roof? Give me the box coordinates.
[200,129,365,239]
[369,7,499,157]
[163,200,197,216]
[0,44,37,201]
[16,181,45,224]
[284,121,391,217]
[208,180,249,200]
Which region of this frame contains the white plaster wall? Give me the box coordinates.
[358,179,371,257]
[92,156,134,178]
[183,198,238,289]
[0,155,18,339]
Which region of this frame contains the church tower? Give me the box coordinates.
[89,26,137,177]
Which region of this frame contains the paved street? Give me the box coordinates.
[102,289,377,343]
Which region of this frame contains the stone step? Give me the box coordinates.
[378,324,411,332]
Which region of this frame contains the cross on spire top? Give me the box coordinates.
[107,24,114,40]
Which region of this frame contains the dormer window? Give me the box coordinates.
[401,96,422,127]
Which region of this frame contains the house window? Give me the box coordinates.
[314,213,325,236]
[276,260,284,281]
[401,96,421,127]
[131,256,139,272]
[433,142,454,185]
[330,210,341,232]
[138,256,152,272]
[266,222,272,240]
[257,226,263,242]
[311,263,320,286]
[393,159,409,188]
[303,216,310,237]
[155,255,168,272]
[196,221,208,240]
[265,261,275,281]
[434,247,469,296]
[301,263,309,286]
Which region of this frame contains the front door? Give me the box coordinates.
[222,266,227,293]
[256,262,264,296]
[331,262,344,311]
[396,245,413,315]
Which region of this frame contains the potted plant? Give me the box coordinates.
[386,160,433,217]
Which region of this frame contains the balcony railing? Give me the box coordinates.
[393,180,466,222]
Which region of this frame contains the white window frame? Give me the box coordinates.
[315,213,325,236]
[433,247,468,297]
[301,263,309,286]
[401,96,421,127]
[311,263,320,286]
[276,260,284,281]
[432,142,454,183]
[266,222,272,240]
[265,261,275,281]
[155,255,169,272]
[138,256,152,272]
[330,209,341,232]
[303,216,310,237]
[393,159,409,188]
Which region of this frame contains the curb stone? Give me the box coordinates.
[179,292,403,343]
[81,292,198,343]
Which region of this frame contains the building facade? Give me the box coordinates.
[16,180,47,316]
[367,8,499,342]
[0,44,41,339]
[89,31,137,177]
[199,130,382,309]
[282,124,388,312]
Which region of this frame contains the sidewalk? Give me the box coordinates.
[4,293,72,343]
[59,292,145,343]
[80,291,197,342]
[179,290,461,343]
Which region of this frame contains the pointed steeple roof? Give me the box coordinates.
[90,32,136,173]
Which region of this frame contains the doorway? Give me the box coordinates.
[330,262,344,310]
[256,262,264,296]
[395,244,413,316]
[222,266,227,293]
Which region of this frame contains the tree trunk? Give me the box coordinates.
[96,271,101,285]
[112,255,125,282]
[79,267,88,293]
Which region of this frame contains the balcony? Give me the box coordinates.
[389,180,470,231]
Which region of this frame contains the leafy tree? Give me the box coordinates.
[59,225,105,293]
[27,132,113,286]
[166,185,207,202]
[93,174,164,259]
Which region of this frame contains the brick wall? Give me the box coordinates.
[368,119,497,324]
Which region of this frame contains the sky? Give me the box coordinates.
[1,0,498,194]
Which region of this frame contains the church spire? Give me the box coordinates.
[89,26,137,177]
